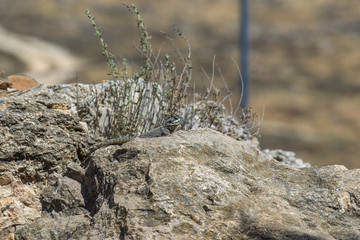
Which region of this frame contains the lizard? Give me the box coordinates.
[85,116,183,159]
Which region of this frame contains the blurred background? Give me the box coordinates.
[0,0,359,168]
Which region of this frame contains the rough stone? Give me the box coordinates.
[7,75,39,91]
[0,80,12,90]
[263,148,311,168]
[0,172,41,240]
[1,83,359,239]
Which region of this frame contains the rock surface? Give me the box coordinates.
[1,84,359,239]
[263,149,311,169]
[7,75,40,91]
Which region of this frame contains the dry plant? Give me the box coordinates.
[86,4,260,141]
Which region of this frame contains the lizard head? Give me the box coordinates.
[164,116,183,133]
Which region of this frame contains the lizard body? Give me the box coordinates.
[85,116,183,159]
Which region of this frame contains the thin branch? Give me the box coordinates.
[231,57,244,116]
[217,65,233,113]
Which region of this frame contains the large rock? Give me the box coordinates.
[0,84,359,239]
[78,129,359,240]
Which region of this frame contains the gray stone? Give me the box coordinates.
[1,83,359,239]
[263,148,311,168]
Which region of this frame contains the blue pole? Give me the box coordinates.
[240,0,250,108]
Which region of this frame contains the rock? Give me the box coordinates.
[79,129,359,239]
[1,83,360,239]
[263,148,311,168]
[7,75,39,91]
[0,80,12,90]
[0,172,41,240]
